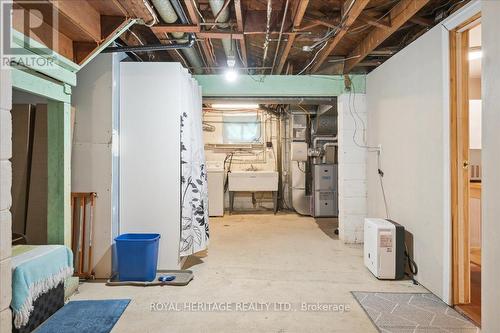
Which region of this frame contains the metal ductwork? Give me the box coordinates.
[103,34,195,53]
[151,0,204,74]
[208,0,230,28]
[152,0,183,38]
[208,0,236,66]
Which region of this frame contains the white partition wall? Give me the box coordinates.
[120,63,207,270]
[72,53,124,278]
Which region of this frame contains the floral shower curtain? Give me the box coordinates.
[180,85,209,256]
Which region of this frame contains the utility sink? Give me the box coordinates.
[228,171,279,192]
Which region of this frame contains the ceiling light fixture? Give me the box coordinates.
[224,68,238,82]
[211,103,259,109]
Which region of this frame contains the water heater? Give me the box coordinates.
[364,218,405,280]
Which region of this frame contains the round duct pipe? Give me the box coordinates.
[151,0,184,38]
[208,0,230,28]
[151,0,204,74]
[208,0,238,67]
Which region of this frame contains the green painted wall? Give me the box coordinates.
[12,67,72,247]
[46,101,71,246]
[194,74,366,97]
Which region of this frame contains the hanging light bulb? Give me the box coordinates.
[225,68,238,82]
[224,34,238,82]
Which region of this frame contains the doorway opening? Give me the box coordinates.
[450,15,482,326]
[201,98,339,237]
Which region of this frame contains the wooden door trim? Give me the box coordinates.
[450,15,480,305]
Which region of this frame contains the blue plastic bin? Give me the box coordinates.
[115,233,160,282]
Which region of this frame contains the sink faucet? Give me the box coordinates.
[247,164,258,171]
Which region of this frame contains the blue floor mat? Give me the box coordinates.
[35,299,130,333]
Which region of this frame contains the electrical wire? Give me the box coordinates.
[271,0,290,74]
[140,0,159,27]
[261,0,273,72]
[297,19,345,75]
[405,243,419,284]
[297,40,328,75]
[377,144,418,284]
[347,77,378,151]
[192,0,205,21]
[377,151,389,220]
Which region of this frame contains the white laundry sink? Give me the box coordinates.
[228,171,279,192]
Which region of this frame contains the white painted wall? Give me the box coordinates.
[338,93,367,243]
[0,61,12,332]
[72,54,122,278]
[481,1,500,331]
[366,24,451,302]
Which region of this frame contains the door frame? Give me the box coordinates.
[450,13,481,306]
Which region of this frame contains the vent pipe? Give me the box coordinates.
[208,0,236,66]
[151,0,204,73]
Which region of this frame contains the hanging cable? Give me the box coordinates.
[297,40,328,75]
[140,0,159,27]
[271,0,290,74]
[261,0,273,72]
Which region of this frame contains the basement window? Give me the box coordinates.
[223,112,261,144]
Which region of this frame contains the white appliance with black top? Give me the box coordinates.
[364,218,405,280]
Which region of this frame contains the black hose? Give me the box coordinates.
[223,152,234,193]
[404,242,419,285]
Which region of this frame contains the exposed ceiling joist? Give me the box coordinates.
[49,0,102,42]
[310,0,370,72]
[307,17,341,30]
[197,32,244,39]
[183,0,200,25]
[152,24,201,33]
[275,0,309,74]
[12,5,74,60]
[183,0,216,72]
[295,21,321,31]
[358,13,391,30]
[343,0,431,73]
[234,0,248,66]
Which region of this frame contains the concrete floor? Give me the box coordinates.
[71,213,426,333]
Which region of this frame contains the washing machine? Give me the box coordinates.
[207,161,224,216]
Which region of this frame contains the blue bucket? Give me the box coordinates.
[115,233,160,282]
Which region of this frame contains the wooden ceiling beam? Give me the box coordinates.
[183,0,200,25]
[343,0,431,73]
[49,0,101,42]
[151,25,201,33]
[293,0,310,27]
[275,0,310,75]
[358,13,391,30]
[183,0,216,71]
[11,5,74,60]
[234,0,248,67]
[197,32,244,40]
[295,21,321,32]
[307,17,341,30]
[310,0,370,72]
